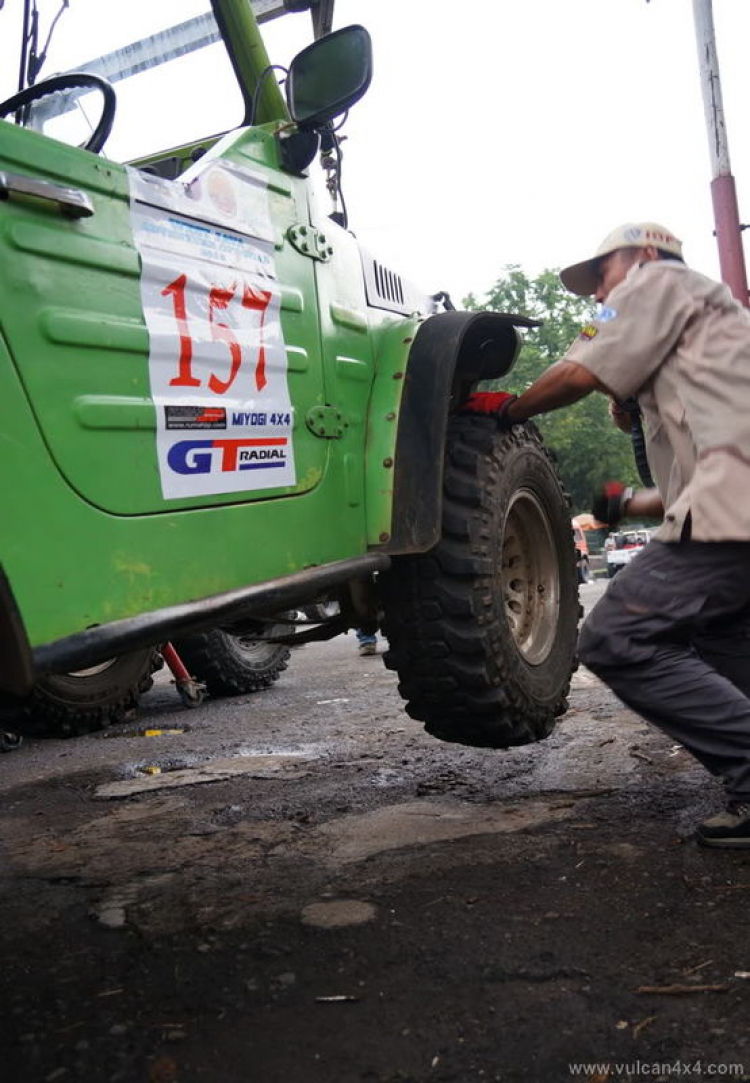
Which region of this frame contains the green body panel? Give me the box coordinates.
[0,310,370,647]
[0,123,334,514]
[305,198,423,540]
[362,319,423,545]
[0,0,429,657]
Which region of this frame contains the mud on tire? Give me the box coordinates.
[173,628,290,698]
[380,415,578,748]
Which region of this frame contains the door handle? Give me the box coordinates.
[0,170,94,219]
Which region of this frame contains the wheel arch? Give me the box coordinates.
[376,310,537,554]
[0,567,34,696]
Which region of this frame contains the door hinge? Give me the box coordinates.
[287,223,333,262]
[306,405,349,439]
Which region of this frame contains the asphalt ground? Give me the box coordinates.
[2,579,749,1083]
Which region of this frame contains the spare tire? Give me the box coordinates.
[380,415,578,748]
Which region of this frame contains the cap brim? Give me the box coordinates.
[560,258,599,297]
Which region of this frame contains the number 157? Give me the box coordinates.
[162,273,273,395]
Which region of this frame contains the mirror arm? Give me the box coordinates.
[277,128,320,174]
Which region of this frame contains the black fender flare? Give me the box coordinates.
[386,309,538,554]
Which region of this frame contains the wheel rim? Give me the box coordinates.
[500,489,561,666]
[67,659,117,678]
[234,636,282,661]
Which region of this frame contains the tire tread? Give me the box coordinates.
[381,415,578,749]
[174,630,290,698]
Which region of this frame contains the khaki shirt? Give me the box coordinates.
[563,260,750,542]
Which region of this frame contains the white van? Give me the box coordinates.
[604,529,653,577]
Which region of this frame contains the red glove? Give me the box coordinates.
[592,481,633,529]
[460,392,518,422]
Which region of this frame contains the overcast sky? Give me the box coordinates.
[3,1,750,307]
[262,0,750,304]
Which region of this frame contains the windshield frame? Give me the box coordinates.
[5,0,290,165]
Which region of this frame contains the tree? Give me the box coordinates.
[464,266,641,512]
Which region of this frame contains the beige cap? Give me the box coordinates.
[560,222,683,296]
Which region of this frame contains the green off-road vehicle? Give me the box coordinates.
[0,0,578,748]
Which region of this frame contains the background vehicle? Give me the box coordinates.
[0,0,578,750]
[573,523,592,584]
[604,529,653,577]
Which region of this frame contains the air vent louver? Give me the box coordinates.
[374,260,404,305]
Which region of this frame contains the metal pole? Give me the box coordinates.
[692,0,748,305]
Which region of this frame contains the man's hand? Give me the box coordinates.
[460,392,518,426]
[593,483,665,528]
[461,362,603,429]
[592,481,633,530]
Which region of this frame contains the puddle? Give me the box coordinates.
[371,768,405,788]
[234,746,316,759]
[105,726,190,739]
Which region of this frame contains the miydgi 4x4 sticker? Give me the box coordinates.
[128,164,295,501]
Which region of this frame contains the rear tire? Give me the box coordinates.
[380,416,578,749]
[172,629,290,698]
[6,650,159,737]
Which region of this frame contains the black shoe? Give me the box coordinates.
[697,803,750,848]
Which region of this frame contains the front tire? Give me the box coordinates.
[380,416,578,749]
[172,629,290,698]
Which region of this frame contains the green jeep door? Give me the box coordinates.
[0,5,329,516]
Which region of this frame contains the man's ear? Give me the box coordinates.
[640,245,661,263]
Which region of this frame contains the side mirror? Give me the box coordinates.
[287,25,372,130]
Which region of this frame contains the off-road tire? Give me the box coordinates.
[173,629,290,698]
[5,649,160,737]
[380,416,578,749]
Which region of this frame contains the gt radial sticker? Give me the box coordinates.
[128,167,296,500]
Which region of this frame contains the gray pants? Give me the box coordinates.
[578,539,750,803]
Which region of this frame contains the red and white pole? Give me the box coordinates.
[693,0,748,305]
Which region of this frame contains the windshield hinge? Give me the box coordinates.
[287,224,333,262]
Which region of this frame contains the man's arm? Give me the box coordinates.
[625,488,664,519]
[504,365,664,525]
[506,361,607,422]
